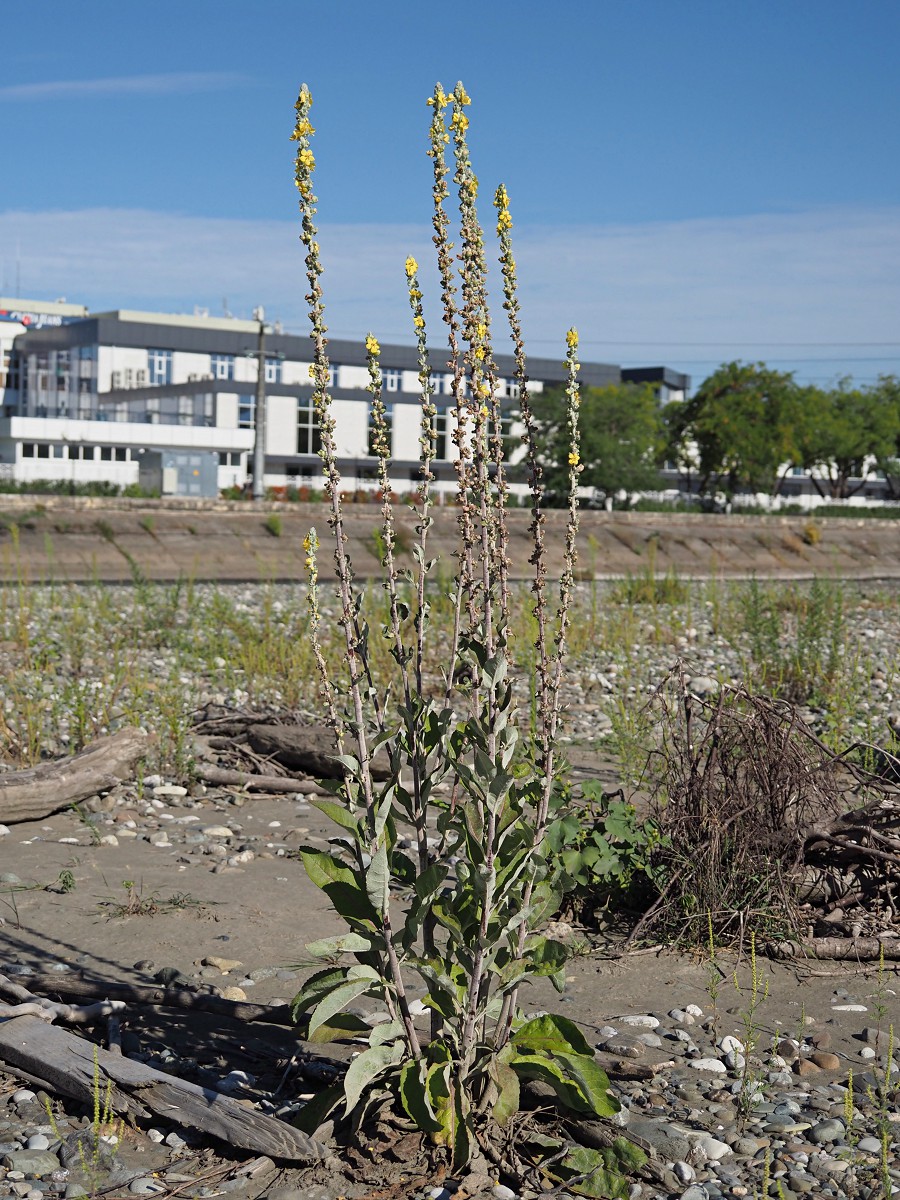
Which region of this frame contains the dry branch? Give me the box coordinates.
[0,728,151,824]
[0,1015,327,1161]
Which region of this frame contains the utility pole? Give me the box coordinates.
[251,307,266,501]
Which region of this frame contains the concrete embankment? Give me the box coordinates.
[0,495,898,582]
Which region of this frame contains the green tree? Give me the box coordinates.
[530,382,663,501]
[794,378,900,500]
[669,362,801,498]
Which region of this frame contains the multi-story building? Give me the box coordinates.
[0,298,689,495]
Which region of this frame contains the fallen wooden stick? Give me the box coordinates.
[195,764,331,795]
[0,727,151,824]
[0,1014,327,1162]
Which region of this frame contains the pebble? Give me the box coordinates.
[689,1058,728,1073]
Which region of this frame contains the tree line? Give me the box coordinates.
[529,364,900,502]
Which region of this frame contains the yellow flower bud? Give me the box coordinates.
[566,328,579,350]
[405,256,418,278]
[365,334,381,356]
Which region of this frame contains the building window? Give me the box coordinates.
[264,359,282,384]
[148,349,172,385]
[211,354,235,380]
[297,401,321,456]
[21,443,35,458]
[501,378,520,400]
[218,451,242,467]
[238,395,255,429]
[433,411,454,460]
[383,368,400,393]
[429,372,453,396]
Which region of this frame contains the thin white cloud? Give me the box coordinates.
[0,73,247,101]
[0,205,898,386]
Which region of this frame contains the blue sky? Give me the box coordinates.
[2,0,898,391]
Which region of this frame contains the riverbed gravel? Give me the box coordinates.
[0,577,897,1198]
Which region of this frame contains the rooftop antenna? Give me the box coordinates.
[222,296,233,318]
[15,240,21,299]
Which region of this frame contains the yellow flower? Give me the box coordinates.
[479,404,489,418]
[568,451,580,466]
[566,328,579,350]
[451,110,469,132]
[291,118,315,140]
[365,334,380,356]
[405,256,418,278]
[413,315,425,329]
[496,209,512,232]
[308,364,316,379]
[476,322,488,339]
[455,83,472,106]
[297,148,315,169]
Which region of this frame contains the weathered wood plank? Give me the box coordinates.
[0,1015,326,1161]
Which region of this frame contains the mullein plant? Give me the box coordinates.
[289,83,642,1194]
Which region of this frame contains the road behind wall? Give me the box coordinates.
[0,496,899,582]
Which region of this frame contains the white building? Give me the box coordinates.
[0,298,688,495]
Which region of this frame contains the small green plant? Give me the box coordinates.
[546,781,665,919]
[100,879,203,917]
[264,513,283,538]
[733,932,770,1128]
[138,514,156,536]
[44,1047,122,1193]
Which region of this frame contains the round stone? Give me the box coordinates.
[689,1058,728,1073]
[129,1179,167,1195]
[808,1118,845,1145]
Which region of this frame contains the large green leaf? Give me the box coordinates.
[291,1081,344,1135]
[299,848,357,890]
[308,797,361,836]
[491,1045,520,1127]
[308,975,380,1038]
[291,967,350,1018]
[365,841,390,913]
[342,1039,405,1114]
[510,1053,591,1114]
[552,1052,619,1118]
[512,1013,594,1058]
[550,1142,646,1199]
[399,1059,441,1134]
[307,1011,372,1044]
[306,932,374,958]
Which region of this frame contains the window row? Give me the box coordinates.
[21,443,131,461]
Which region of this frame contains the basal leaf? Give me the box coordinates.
[291,1080,344,1134]
[491,1055,520,1126]
[552,1052,619,1118]
[308,977,379,1038]
[512,1013,593,1057]
[399,1059,441,1134]
[509,1053,591,1115]
[307,1011,372,1044]
[343,1039,405,1114]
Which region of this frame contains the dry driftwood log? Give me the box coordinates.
[772,937,900,961]
[246,723,391,781]
[0,1014,326,1162]
[0,728,151,824]
[2,973,296,1027]
[195,764,331,796]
